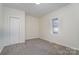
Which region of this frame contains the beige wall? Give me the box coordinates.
[40,4,79,50]
[25,15,39,39]
[0,3,3,53]
[0,3,3,35]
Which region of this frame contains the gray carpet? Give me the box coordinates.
[0,38,79,55]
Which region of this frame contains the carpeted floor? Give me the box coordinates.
[0,38,79,55]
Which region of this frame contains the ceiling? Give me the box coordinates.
[3,3,69,17]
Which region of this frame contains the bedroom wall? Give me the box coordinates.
[25,15,39,40]
[0,3,3,53]
[0,3,3,39]
[40,4,79,50]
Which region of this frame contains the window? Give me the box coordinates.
[52,18,59,34]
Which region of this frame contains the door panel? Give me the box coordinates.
[9,17,20,44]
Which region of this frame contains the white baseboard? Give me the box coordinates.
[0,40,25,54]
[40,38,79,51]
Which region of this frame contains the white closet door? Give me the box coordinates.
[9,17,20,44]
